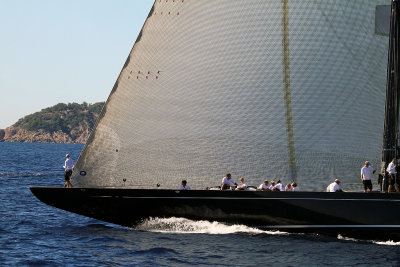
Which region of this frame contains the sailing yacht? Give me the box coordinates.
[31,0,400,240]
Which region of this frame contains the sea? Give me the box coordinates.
[1,142,400,266]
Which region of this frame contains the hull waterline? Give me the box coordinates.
[30,187,400,240]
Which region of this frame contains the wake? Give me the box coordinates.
[338,234,400,246]
[135,217,288,235]
[135,217,400,245]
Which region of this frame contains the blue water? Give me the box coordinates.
[1,142,400,266]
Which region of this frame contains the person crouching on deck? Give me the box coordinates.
[259,180,270,191]
[275,179,284,191]
[221,173,237,190]
[285,183,292,191]
[179,180,190,190]
[237,177,247,190]
[291,182,299,191]
[326,179,343,192]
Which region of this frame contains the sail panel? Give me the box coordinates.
[289,1,389,187]
[72,0,390,191]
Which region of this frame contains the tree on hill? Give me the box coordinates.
[14,102,105,135]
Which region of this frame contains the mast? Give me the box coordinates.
[381,0,400,192]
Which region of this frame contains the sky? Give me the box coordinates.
[0,0,154,129]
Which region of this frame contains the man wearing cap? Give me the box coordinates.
[63,154,75,188]
[326,179,343,192]
[361,161,375,193]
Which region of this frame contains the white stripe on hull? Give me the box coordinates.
[90,196,400,202]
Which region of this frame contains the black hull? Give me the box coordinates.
[30,187,400,240]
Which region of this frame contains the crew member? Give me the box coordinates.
[275,179,284,191]
[361,161,375,193]
[291,182,299,191]
[326,179,343,192]
[179,180,190,190]
[285,183,292,191]
[237,177,247,190]
[269,180,277,191]
[387,158,398,193]
[63,154,74,188]
[221,173,237,190]
[259,180,270,191]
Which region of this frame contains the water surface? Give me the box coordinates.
[0,142,399,266]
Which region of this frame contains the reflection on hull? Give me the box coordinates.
[30,187,400,240]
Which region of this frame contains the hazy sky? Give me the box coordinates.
[0,0,154,128]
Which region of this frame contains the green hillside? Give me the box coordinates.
[13,102,104,134]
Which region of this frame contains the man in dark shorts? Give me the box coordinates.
[387,158,398,193]
[63,154,75,188]
[361,161,375,193]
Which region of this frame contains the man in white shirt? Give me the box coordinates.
[237,177,247,190]
[291,182,299,191]
[326,179,342,192]
[361,161,375,193]
[179,180,190,190]
[221,173,237,190]
[387,158,398,193]
[269,181,277,191]
[275,180,284,191]
[259,180,270,191]
[63,154,75,188]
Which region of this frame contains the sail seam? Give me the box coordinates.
[281,0,297,182]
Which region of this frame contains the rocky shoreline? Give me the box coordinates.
[0,102,104,144]
[0,126,89,144]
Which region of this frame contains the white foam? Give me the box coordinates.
[373,240,400,246]
[135,217,289,235]
[338,234,400,246]
[337,234,359,242]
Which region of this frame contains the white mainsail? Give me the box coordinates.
[72,0,390,191]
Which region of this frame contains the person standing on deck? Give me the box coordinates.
[387,158,398,193]
[63,154,74,188]
[361,161,375,193]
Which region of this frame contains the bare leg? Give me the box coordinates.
[389,185,393,193]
